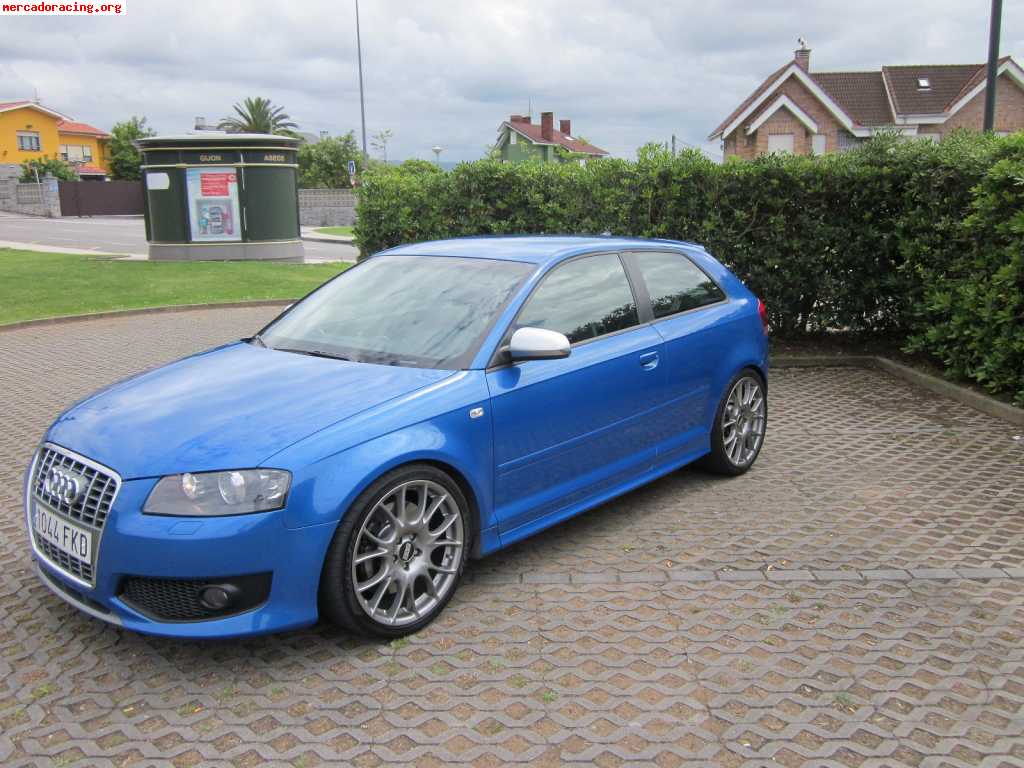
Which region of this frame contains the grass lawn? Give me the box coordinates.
[314,226,355,237]
[0,249,349,326]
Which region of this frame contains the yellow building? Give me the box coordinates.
[0,100,110,177]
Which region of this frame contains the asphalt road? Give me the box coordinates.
[0,213,358,263]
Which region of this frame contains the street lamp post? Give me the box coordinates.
[432,146,444,166]
[983,0,1003,132]
[355,0,369,161]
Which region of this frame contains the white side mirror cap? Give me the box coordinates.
[509,327,571,362]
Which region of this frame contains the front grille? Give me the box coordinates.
[32,446,118,529]
[30,445,120,586]
[36,538,94,582]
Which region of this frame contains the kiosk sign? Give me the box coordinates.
[186,167,242,242]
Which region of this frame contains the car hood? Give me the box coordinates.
[46,342,454,479]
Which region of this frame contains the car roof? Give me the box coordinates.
[377,235,705,266]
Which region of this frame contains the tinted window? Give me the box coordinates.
[517,253,639,344]
[261,255,532,369]
[632,252,725,318]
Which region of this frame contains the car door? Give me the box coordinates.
[485,252,665,538]
[622,249,733,467]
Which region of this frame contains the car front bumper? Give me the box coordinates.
[27,471,337,639]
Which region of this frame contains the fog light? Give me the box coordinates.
[199,585,234,610]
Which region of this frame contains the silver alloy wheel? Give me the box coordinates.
[351,480,464,627]
[722,376,766,467]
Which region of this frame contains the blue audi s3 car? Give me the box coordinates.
[25,236,768,639]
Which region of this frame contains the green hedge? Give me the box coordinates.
[355,133,1024,404]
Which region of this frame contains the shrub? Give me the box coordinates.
[905,134,1024,404]
[355,132,1023,403]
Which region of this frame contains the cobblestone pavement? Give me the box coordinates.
[1,307,1022,767]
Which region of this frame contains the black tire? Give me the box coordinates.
[699,368,767,476]
[319,463,471,639]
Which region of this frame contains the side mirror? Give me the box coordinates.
[509,327,571,362]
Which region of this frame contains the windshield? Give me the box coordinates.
[259,255,533,369]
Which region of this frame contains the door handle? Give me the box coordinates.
[639,351,659,370]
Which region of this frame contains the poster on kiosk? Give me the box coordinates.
[186,167,242,242]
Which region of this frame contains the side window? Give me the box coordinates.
[517,253,639,344]
[632,251,726,318]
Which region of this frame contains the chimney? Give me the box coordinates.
[794,38,810,70]
[540,111,554,141]
[194,116,206,130]
[510,114,531,124]
[559,118,571,136]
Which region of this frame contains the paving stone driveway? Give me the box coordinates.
[1,307,1022,767]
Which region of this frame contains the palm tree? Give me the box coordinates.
[218,97,298,135]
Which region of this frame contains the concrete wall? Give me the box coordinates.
[298,188,356,227]
[0,163,61,217]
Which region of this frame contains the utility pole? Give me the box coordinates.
[355,0,369,160]
[671,134,677,157]
[983,0,1003,132]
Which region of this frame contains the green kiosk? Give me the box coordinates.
[138,133,303,262]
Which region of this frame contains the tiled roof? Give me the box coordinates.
[0,100,71,119]
[75,164,106,175]
[506,121,608,156]
[810,71,893,126]
[711,56,1020,140]
[882,64,983,115]
[943,56,1012,109]
[708,61,792,139]
[57,119,110,138]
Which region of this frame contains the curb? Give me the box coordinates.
[772,354,1024,427]
[301,234,356,244]
[0,300,293,333]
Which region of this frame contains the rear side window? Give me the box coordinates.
[517,253,639,344]
[631,251,725,318]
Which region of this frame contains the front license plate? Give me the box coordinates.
[33,504,92,562]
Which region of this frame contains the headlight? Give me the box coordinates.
[143,469,291,517]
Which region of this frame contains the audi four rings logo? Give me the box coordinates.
[45,468,83,504]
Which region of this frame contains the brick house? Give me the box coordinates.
[709,44,1024,159]
[494,111,607,163]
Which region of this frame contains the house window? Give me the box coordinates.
[61,144,91,162]
[767,133,794,154]
[17,131,41,151]
[811,134,827,155]
[55,137,99,160]
[917,77,931,90]
[837,131,864,152]
[509,131,517,145]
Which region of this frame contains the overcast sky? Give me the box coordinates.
[2,1,1021,162]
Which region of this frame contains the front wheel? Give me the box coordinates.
[700,369,767,476]
[319,465,470,639]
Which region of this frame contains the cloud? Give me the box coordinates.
[1,0,1020,161]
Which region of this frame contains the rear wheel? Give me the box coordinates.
[319,465,469,638]
[700,369,766,475]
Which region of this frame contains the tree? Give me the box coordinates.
[370,128,393,163]
[20,157,76,182]
[298,132,362,188]
[108,116,155,181]
[218,97,298,135]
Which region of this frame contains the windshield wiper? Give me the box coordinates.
[272,347,353,362]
